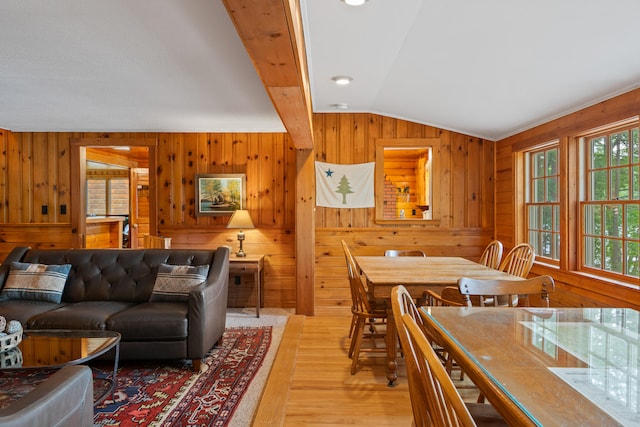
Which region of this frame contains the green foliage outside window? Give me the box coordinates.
[527,146,560,261]
[583,126,639,278]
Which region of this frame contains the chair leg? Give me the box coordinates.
[444,353,465,381]
[367,319,380,349]
[350,319,366,375]
[445,354,453,375]
[348,314,356,338]
[349,317,365,359]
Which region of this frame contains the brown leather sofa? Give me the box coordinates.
[0,246,229,370]
[0,365,94,427]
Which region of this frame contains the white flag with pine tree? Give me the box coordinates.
[315,161,375,208]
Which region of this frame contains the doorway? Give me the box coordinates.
[70,137,157,249]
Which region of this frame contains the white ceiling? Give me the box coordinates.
[0,0,284,133]
[1,0,639,141]
[303,0,640,140]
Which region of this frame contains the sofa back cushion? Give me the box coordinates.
[19,249,216,303]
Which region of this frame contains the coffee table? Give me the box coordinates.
[4,329,121,404]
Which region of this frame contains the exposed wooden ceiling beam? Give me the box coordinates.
[222,0,314,149]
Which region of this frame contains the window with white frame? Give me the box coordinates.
[526,144,560,262]
[581,124,639,279]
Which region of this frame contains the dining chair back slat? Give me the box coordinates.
[341,240,387,374]
[498,243,535,278]
[478,240,503,270]
[401,311,477,427]
[392,285,507,427]
[458,275,555,308]
[425,287,465,307]
[391,286,429,426]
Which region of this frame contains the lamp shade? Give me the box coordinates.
[227,210,254,229]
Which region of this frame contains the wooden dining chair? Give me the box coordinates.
[385,248,427,306]
[391,285,431,426]
[384,249,427,257]
[341,240,387,374]
[423,286,467,380]
[392,286,507,427]
[478,240,503,270]
[341,239,362,340]
[458,275,556,308]
[425,287,465,307]
[499,243,535,278]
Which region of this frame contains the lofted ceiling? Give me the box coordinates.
[1,0,639,142]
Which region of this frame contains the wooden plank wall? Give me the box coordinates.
[384,150,422,219]
[133,168,150,248]
[0,224,73,255]
[314,113,496,315]
[0,130,71,224]
[495,88,640,311]
[0,130,297,308]
[85,221,122,248]
[3,98,637,311]
[0,115,494,313]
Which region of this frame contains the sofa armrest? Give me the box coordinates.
[0,365,94,427]
[188,246,230,360]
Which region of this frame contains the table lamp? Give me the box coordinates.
[226,209,254,257]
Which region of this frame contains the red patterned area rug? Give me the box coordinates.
[93,326,272,426]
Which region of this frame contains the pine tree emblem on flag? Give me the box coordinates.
[315,161,375,208]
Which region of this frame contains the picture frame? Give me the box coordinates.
[195,173,246,216]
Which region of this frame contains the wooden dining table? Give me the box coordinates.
[420,306,638,426]
[354,256,523,385]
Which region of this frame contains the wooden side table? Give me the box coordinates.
[228,254,264,317]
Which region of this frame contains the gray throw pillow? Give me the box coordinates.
[150,263,210,302]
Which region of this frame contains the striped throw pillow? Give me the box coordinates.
[150,263,210,302]
[0,262,72,303]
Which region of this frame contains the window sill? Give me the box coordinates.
[532,262,639,291]
[573,270,639,291]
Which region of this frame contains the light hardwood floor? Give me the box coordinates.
[253,315,415,426]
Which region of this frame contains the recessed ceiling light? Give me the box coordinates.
[342,0,367,6]
[332,76,353,86]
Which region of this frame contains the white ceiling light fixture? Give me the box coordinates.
[342,0,368,6]
[332,103,349,110]
[332,75,353,86]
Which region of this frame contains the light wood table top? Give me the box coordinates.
[355,256,523,385]
[420,306,637,426]
[355,256,522,299]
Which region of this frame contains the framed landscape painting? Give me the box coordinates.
[195,174,246,216]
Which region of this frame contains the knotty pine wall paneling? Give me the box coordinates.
[155,131,297,308]
[313,113,496,315]
[132,168,150,248]
[0,130,297,309]
[3,114,495,314]
[0,131,71,225]
[0,129,74,254]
